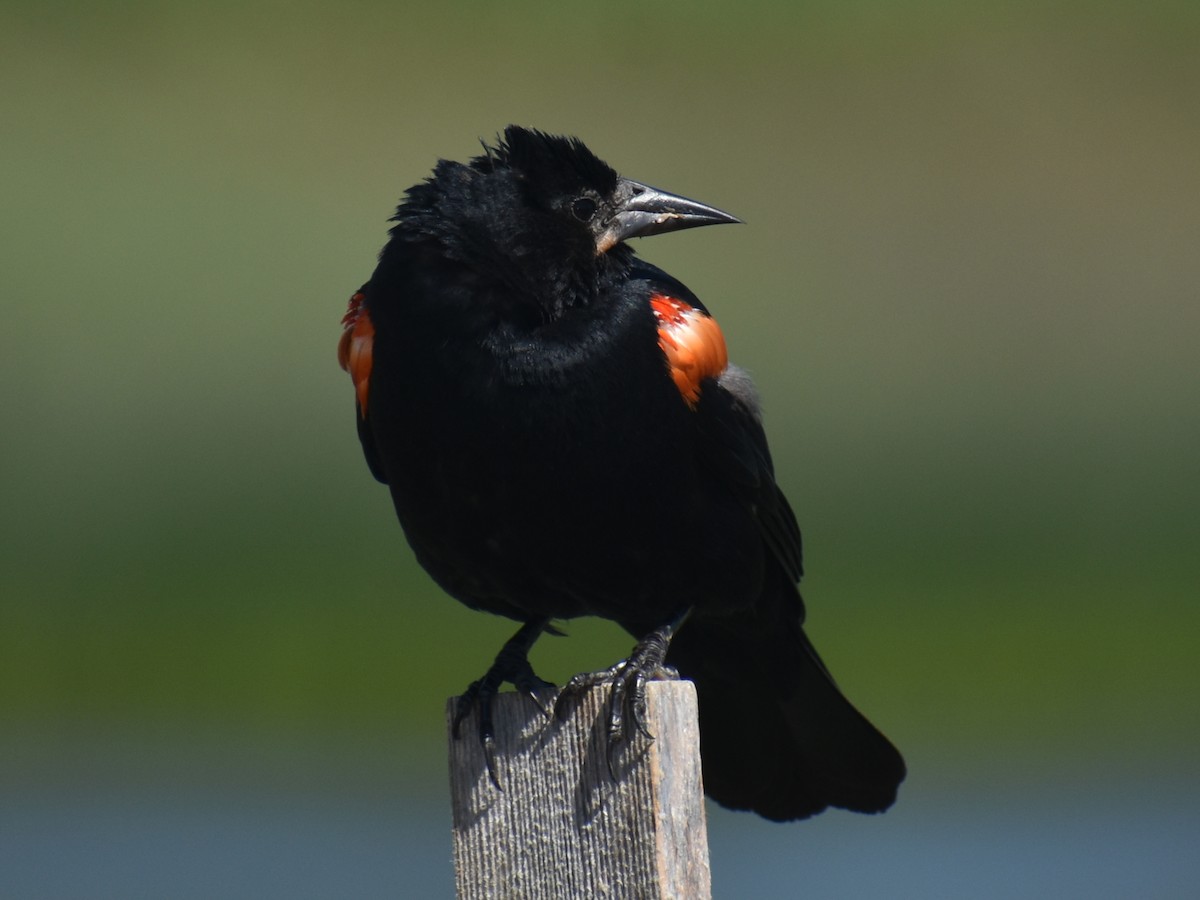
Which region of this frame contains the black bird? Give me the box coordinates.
[339,126,904,820]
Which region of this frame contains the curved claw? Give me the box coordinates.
[452,676,506,789]
[451,619,553,791]
[555,609,693,781]
[520,682,554,720]
[481,734,500,791]
[630,668,655,741]
[554,661,622,722]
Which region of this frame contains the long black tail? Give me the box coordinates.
[665,592,906,821]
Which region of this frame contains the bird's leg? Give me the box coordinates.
[555,607,693,777]
[452,618,555,789]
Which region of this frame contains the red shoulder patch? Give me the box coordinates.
[650,293,728,407]
[338,290,374,417]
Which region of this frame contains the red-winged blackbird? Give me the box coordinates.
[340,126,904,821]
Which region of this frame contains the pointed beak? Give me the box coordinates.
[597,178,741,253]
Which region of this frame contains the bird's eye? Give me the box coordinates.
[571,197,598,222]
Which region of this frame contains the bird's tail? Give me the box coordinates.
[665,586,906,821]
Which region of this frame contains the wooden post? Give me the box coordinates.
[448,680,712,899]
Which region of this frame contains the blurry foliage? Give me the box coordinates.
[1,1,1197,775]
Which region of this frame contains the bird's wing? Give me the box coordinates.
[632,261,804,584]
[697,369,804,584]
[338,286,388,484]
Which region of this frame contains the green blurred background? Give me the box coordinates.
[3,1,1198,896]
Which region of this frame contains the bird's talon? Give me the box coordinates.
[523,686,553,719]
[605,737,624,781]
[633,699,654,740]
[482,736,503,791]
[448,620,551,788]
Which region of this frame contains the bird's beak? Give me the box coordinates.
[597,178,741,253]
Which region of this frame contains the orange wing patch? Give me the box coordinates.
[650,293,728,407]
[338,290,375,417]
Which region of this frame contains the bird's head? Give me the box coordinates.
[391,126,738,316]
[485,126,740,258]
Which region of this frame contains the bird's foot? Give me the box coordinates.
[554,609,691,778]
[451,619,554,790]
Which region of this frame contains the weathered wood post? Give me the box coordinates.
[448,680,712,899]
